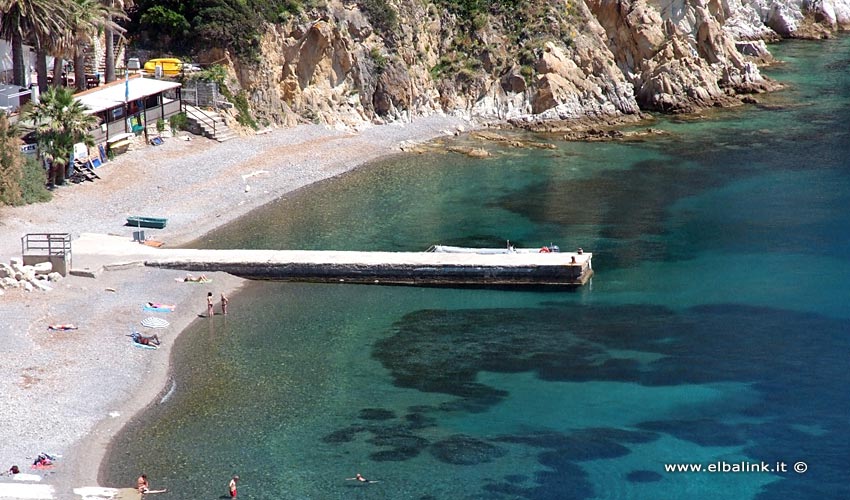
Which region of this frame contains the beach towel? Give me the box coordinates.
[143,306,174,313]
[143,303,175,312]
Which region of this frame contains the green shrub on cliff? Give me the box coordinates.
[370,48,388,73]
[359,0,398,36]
[138,5,191,51]
[131,0,338,57]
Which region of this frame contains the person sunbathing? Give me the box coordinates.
[146,302,175,310]
[132,332,161,346]
[141,334,160,346]
[48,324,78,331]
[181,274,209,283]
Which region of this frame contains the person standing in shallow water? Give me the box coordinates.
[229,475,239,497]
[137,473,149,493]
[221,292,228,315]
[207,292,214,317]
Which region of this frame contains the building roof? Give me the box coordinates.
[75,75,181,113]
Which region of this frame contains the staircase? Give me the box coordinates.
[183,104,237,142]
[82,33,123,82]
[98,33,123,76]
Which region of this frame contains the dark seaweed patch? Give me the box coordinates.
[403,411,436,430]
[371,301,850,497]
[363,428,429,462]
[370,447,422,461]
[430,435,507,465]
[367,431,428,450]
[321,424,369,443]
[493,428,657,458]
[637,419,747,447]
[358,408,396,420]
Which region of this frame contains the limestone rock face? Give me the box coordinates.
[744,0,850,36]
[218,0,843,127]
[372,63,412,119]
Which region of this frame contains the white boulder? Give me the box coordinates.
[33,262,53,275]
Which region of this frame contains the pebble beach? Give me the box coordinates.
[0,114,470,499]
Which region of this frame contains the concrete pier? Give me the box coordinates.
[71,234,593,287]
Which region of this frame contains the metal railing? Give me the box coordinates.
[22,233,71,256]
[21,233,72,270]
[182,102,217,137]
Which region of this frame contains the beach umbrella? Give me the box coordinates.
[141,317,169,329]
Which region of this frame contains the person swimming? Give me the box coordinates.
[346,473,378,483]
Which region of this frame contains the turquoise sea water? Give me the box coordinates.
[104,36,850,499]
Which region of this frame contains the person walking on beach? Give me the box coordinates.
[207,292,214,317]
[221,292,229,315]
[229,475,239,498]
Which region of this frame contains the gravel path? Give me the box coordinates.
[0,114,471,498]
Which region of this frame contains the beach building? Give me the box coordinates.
[0,40,34,113]
[74,74,183,144]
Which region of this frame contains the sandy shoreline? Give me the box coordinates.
[0,114,471,498]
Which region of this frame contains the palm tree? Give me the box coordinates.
[104,0,133,83]
[21,86,97,184]
[35,21,76,93]
[0,0,74,88]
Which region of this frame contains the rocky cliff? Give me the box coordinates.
[201,0,850,128]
